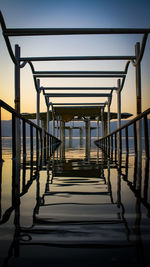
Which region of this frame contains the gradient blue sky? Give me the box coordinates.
[0,0,150,119]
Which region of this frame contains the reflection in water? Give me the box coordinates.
[0,139,150,267]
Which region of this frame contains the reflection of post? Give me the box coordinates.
[104,119,107,137]
[68,128,72,148]
[107,160,113,203]
[85,119,90,160]
[41,119,47,161]
[143,159,149,205]
[12,159,20,257]
[61,120,65,159]
[136,149,142,192]
[80,127,83,147]
[117,168,121,208]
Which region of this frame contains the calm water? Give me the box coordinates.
[0,137,150,267]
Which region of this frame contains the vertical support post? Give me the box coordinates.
[117,79,122,163]
[107,101,110,135]
[97,116,99,139]
[117,79,121,129]
[144,115,149,158]
[101,108,104,137]
[36,79,40,127]
[22,120,26,158]
[47,104,50,133]
[30,125,33,162]
[69,128,72,148]
[135,42,142,162]
[15,45,21,162]
[57,116,59,138]
[15,45,20,113]
[85,119,90,160]
[36,128,39,164]
[12,114,16,160]
[52,108,55,136]
[61,120,65,158]
[80,127,83,147]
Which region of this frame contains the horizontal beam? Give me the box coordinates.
[4,28,150,36]
[44,93,110,97]
[35,74,125,78]
[42,87,115,91]
[19,56,136,62]
[34,71,125,75]
[52,103,106,105]
[54,106,104,109]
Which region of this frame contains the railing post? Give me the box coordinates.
[36,79,40,127]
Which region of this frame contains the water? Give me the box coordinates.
[0,137,150,267]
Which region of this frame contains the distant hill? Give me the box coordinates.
[1,119,150,137]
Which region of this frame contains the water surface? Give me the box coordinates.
[0,137,150,267]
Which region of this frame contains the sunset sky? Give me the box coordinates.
[0,0,150,120]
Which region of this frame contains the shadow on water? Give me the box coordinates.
[0,139,150,267]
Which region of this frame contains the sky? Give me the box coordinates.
[0,0,150,120]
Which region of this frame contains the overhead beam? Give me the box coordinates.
[34,71,126,75]
[19,56,136,62]
[41,87,116,91]
[4,28,150,36]
[35,74,125,78]
[54,106,105,109]
[52,103,106,105]
[43,93,110,97]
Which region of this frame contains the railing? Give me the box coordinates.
[0,99,61,162]
[95,108,150,159]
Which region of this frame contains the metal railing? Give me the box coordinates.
[0,99,61,162]
[95,108,150,159]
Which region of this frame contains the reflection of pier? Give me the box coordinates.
[1,147,150,266]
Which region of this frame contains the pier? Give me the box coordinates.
[0,11,150,267]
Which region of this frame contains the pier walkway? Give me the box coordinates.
[0,11,150,267]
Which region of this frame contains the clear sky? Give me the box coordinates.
[0,0,150,120]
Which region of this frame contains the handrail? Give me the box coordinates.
[95,108,150,158]
[0,99,61,162]
[95,108,150,142]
